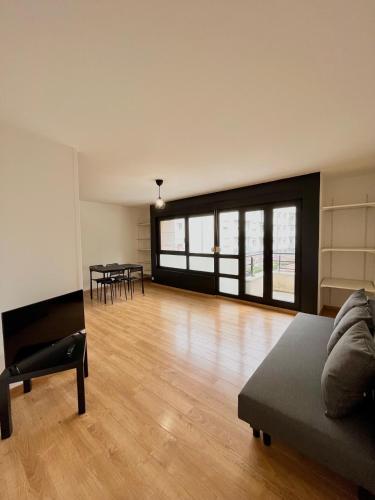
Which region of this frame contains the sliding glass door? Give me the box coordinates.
[217,203,299,308]
[241,203,299,308]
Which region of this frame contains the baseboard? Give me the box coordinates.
[151,282,297,315]
[320,305,339,318]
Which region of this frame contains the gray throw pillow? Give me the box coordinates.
[369,299,375,330]
[322,321,375,418]
[327,305,372,355]
[334,288,367,327]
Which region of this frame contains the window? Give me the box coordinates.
[219,211,238,255]
[159,214,215,272]
[189,256,214,272]
[160,254,187,269]
[272,206,296,303]
[160,218,185,251]
[157,204,299,305]
[219,258,238,275]
[245,210,264,297]
[219,277,239,295]
[189,215,214,254]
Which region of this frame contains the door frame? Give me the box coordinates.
[214,200,302,311]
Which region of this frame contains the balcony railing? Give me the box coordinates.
[246,252,295,276]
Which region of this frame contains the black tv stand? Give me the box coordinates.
[0,332,88,440]
[23,379,32,393]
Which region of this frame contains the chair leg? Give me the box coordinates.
[0,379,12,439]
[76,365,86,415]
[252,427,260,438]
[23,379,32,393]
[84,350,89,378]
[263,432,271,446]
[110,284,114,304]
[96,282,99,300]
[123,280,127,300]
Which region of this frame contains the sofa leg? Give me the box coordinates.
[263,432,271,446]
[358,486,375,500]
[252,427,260,438]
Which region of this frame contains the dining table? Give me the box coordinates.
[89,264,144,302]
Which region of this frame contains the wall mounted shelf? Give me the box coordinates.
[136,221,151,276]
[321,201,375,211]
[321,277,375,293]
[321,248,375,254]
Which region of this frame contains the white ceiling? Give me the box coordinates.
[1,1,375,206]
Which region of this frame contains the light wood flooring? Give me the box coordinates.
[1,283,355,499]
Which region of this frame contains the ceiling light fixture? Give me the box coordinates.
[154,179,166,209]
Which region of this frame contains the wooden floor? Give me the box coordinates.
[1,283,355,499]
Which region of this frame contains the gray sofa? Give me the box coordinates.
[238,300,375,498]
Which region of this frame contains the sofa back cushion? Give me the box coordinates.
[334,289,368,327]
[327,305,373,355]
[322,320,375,418]
[369,299,375,329]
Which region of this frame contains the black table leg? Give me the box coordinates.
[23,380,32,393]
[0,378,12,440]
[76,364,86,415]
[104,282,107,304]
[141,267,144,295]
[90,269,93,300]
[84,349,89,378]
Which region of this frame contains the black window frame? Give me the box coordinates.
[151,173,320,314]
[158,212,216,274]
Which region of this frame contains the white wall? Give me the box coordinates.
[319,168,375,308]
[80,201,149,290]
[0,122,82,371]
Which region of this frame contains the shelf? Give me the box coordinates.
[137,248,151,251]
[320,277,375,293]
[321,201,375,211]
[137,222,151,226]
[321,248,375,254]
[136,238,150,241]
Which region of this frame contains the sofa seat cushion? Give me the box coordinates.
[238,313,375,493]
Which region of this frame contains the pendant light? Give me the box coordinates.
[154,179,166,209]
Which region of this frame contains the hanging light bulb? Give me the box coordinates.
[155,179,166,209]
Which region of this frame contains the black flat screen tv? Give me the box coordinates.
[1,290,85,368]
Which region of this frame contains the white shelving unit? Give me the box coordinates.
[319,188,375,310]
[136,222,151,276]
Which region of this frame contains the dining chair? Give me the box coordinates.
[127,268,143,296]
[109,264,134,300]
[89,265,115,304]
[107,264,128,300]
